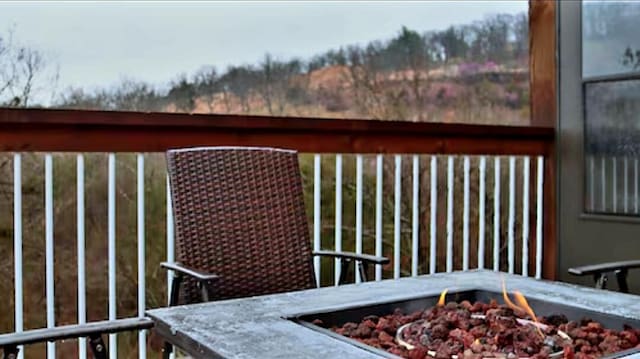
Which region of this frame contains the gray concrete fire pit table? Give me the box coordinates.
[146,270,640,359]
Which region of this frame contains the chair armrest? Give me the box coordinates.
[160,262,219,282]
[0,318,153,347]
[313,250,390,265]
[568,260,640,276]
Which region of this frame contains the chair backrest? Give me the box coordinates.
[166,147,316,303]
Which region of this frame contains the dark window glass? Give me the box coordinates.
[584,79,640,214]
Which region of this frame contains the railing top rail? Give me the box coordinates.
[0,107,555,137]
[0,107,554,154]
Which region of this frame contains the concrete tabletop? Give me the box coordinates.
[146,270,640,359]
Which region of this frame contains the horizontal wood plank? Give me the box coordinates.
[0,108,554,154]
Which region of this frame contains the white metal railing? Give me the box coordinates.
[13,154,23,359]
[310,153,545,281]
[3,152,546,358]
[586,155,640,215]
[394,155,402,279]
[45,154,54,359]
[77,155,87,359]
[107,153,117,359]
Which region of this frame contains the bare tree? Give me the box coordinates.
[56,87,110,110]
[220,65,257,113]
[167,74,196,112]
[346,41,412,120]
[111,79,160,111]
[346,44,385,118]
[387,27,433,121]
[0,30,54,107]
[257,54,303,115]
[193,65,219,113]
[57,79,160,111]
[14,47,45,107]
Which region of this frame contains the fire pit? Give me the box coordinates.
[295,288,640,359]
[393,307,572,358]
[147,271,640,359]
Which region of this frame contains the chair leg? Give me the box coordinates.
[162,273,183,359]
[615,269,629,293]
[338,259,351,285]
[169,274,183,307]
[163,342,173,359]
[199,282,210,302]
[357,261,369,282]
[594,273,608,290]
[88,334,107,359]
[2,345,19,359]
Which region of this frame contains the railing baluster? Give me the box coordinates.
[589,156,595,211]
[535,156,544,279]
[508,156,516,274]
[624,157,629,213]
[612,157,617,213]
[411,155,419,277]
[45,154,56,359]
[375,155,383,281]
[166,176,174,302]
[462,156,470,271]
[429,156,437,274]
[355,155,363,283]
[493,157,501,272]
[166,175,175,359]
[478,156,486,269]
[394,155,402,279]
[522,157,530,277]
[137,154,146,359]
[446,156,454,273]
[313,154,321,286]
[77,155,87,359]
[335,155,343,285]
[601,156,606,212]
[633,158,638,213]
[108,153,117,359]
[14,154,23,359]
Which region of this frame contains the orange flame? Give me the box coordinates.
[437,289,448,306]
[513,291,544,338]
[502,278,544,338]
[501,278,522,312]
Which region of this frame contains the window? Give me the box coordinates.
[583,1,640,215]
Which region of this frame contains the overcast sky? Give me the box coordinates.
[0,1,527,93]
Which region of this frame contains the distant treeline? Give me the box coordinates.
[49,12,528,122]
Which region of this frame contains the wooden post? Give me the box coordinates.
[530,0,557,128]
[530,0,558,279]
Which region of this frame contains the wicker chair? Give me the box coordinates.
[160,147,389,356]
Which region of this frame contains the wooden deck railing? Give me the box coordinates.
[0,107,557,276]
[0,107,555,358]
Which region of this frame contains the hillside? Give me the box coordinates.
[55,14,530,125]
[180,62,529,125]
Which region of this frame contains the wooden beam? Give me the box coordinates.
[530,0,557,128]
[0,108,554,155]
[530,0,558,280]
